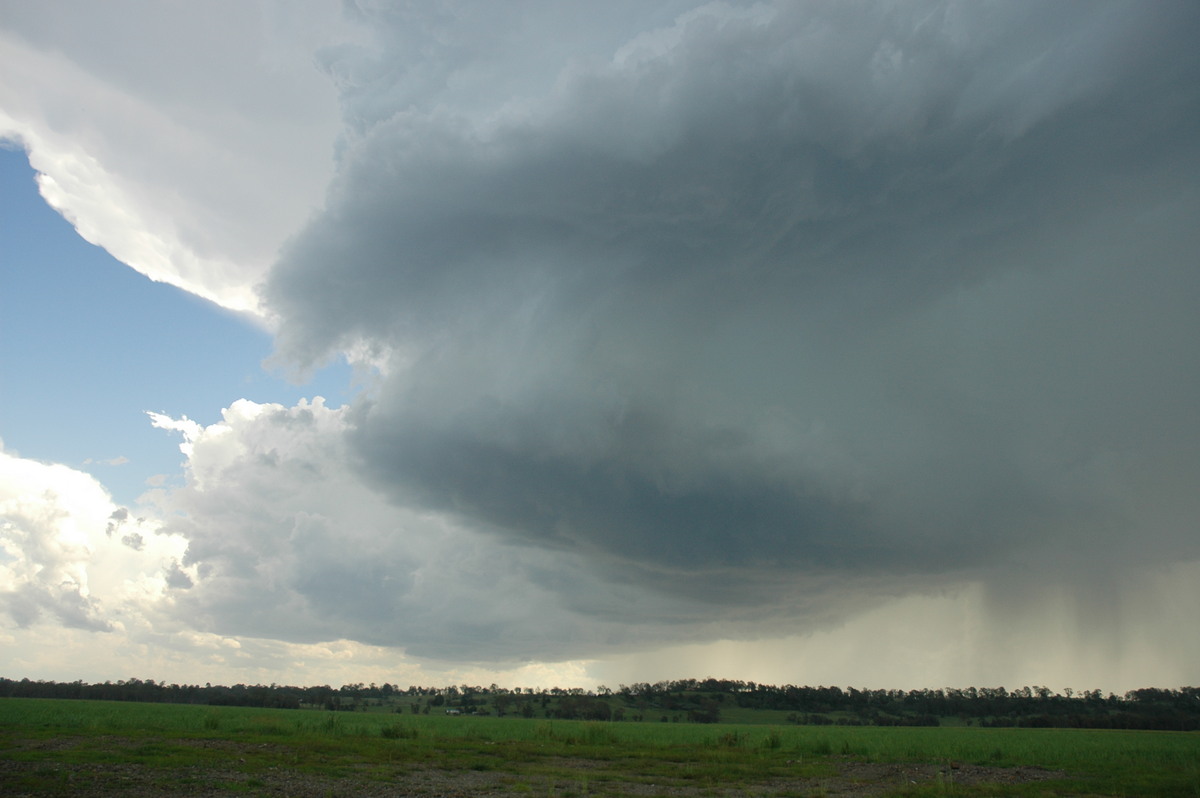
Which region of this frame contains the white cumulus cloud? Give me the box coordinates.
[0,446,185,633]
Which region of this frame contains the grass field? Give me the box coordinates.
[2,698,1197,796]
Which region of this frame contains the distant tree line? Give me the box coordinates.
[3,676,1198,731]
[617,680,1200,730]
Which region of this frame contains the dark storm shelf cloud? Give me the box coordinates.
[246,1,1200,655]
[146,400,934,663]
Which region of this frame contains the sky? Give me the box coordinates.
[2,0,1199,693]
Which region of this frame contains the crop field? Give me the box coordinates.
[2,698,1198,796]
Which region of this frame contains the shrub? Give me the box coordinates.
[380,723,416,739]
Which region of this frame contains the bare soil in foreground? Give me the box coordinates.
[2,743,1067,797]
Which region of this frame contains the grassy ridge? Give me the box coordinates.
[2,697,1198,795]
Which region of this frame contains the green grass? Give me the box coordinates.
[2,697,1198,796]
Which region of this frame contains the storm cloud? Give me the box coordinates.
[147,399,874,661]
[5,0,1198,684]
[259,0,1200,632]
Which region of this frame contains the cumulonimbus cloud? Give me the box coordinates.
[261,0,1200,616]
[5,1,1200,677]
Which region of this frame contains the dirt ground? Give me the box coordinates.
[1,753,1067,797]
